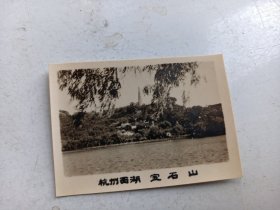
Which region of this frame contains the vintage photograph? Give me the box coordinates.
[57,61,228,176]
[49,55,241,196]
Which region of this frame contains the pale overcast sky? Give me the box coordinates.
[57,61,220,114]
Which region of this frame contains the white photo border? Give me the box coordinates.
[49,54,242,197]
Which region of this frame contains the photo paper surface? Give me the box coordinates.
[49,54,242,196]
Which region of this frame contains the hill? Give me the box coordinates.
[59,103,225,151]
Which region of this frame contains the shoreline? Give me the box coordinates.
[62,134,225,154]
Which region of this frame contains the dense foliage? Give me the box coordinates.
[59,103,225,151]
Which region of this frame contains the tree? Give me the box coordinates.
[57,62,199,118]
[148,126,160,139]
[142,62,199,118]
[57,67,120,114]
[72,111,85,127]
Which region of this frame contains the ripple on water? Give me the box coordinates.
[63,135,228,176]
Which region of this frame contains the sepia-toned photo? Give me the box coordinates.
[49,55,242,196]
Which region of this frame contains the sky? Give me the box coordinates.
[57,61,221,114]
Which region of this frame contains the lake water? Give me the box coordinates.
[63,135,228,176]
